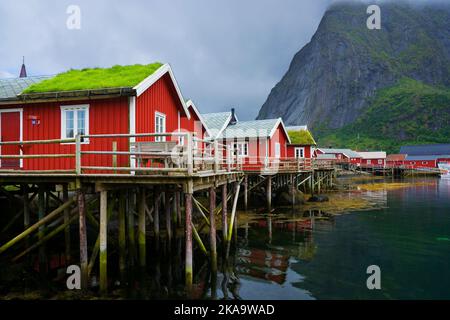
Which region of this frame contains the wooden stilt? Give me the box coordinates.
[127,189,136,266]
[209,187,217,273]
[99,190,108,295]
[23,185,30,249]
[185,192,193,292]
[138,187,146,268]
[266,176,272,210]
[118,190,126,281]
[165,191,172,242]
[77,188,88,290]
[154,187,160,238]
[244,175,248,210]
[38,185,47,275]
[176,191,181,227]
[63,184,71,264]
[291,174,295,205]
[222,183,228,243]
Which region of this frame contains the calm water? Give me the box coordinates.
[229,177,450,300]
[1,177,449,300]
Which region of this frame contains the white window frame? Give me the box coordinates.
[378,159,383,164]
[367,159,372,164]
[294,147,305,159]
[234,142,248,157]
[155,112,166,142]
[60,105,89,143]
[275,142,281,159]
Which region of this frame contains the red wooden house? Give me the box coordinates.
[400,144,450,169]
[358,152,386,167]
[285,126,316,161]
[386,154,406,167]
[316,148,361,164]
[202,110,291,172]
[0,63,192,171]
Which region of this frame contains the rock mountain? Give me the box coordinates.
[256,0,450,140]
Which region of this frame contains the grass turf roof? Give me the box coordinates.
[22,63,163,94]
[288,129,317,145]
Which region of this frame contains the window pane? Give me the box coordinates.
[77,110,86,135]
[65,110,74,138]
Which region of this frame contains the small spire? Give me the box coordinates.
[19,56,27,78]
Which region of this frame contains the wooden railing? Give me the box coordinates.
[0,134,337,175]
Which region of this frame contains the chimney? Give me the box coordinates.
[230,108,237,125]
[19,56,27,78]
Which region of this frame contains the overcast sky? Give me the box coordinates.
[1,0,333,119]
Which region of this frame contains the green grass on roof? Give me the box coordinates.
[288,129,317,145]
[22,63,163,94]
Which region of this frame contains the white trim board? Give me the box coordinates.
[133,63,191,120]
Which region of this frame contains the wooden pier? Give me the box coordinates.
[0,132,336,296]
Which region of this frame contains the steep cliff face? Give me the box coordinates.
[257,1,450,132]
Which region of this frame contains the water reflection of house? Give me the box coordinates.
[236,248,289,284]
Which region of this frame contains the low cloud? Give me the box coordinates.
[0,0,333,118]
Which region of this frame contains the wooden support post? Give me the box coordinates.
[154,187,160,238]
[291,174,295,205]
[118,191,126,282]
[165,191,172,242]
[38,185,47,275]
[99,190,108,295]
[222,183,228,243]
[127,189,136,266]
[266,176,272,210]
[176,191,181,227]
[244,175,248,210]
[77,188,88,290]
[63,184,71,264]
[185,192,193,292]
[138,187,146,268]
[23,185,30,248]
[209,187,217,273]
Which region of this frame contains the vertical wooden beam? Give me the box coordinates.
[165,191,172,242]
[118,190,126,282]
[154,187,160,238]
[23,184,30,248]
[77,187,88,290]
[244,175,248,210]
[209,187,217,273]
[221,183,228,243]
[266,176,272,210]
[63,184,71,264]
[99,190,108,295]
[127,189,136,266]
[38,185,47,275]
[290,174,295,206]
[176,191,181,227]
[185,192,193,292]
[138,187,146,268]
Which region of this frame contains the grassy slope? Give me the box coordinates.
[23,63,163,93]
[316,78,450,153]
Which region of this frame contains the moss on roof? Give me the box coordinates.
[22,63,163,94]
[288,129,317,145]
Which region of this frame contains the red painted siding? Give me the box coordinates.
[8,97,129,171]
[287,145,312,158]
[136,73,186,143]
[404,160,437,168]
